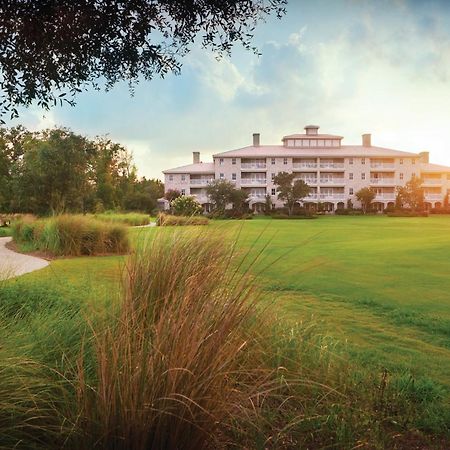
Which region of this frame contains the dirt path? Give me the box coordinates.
[0,237,49,280]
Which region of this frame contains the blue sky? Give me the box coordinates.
[7,0,450,179]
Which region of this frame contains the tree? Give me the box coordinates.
[171,195,203,216]
[356,187,376,214]
[165,189,181,203]
[0,1,286,121]
[230,189,249,214]
[206,180,236,213]
[444,192,449,209]
[273,172,310,216]
[264,194,272,215]
[396,175,424,210]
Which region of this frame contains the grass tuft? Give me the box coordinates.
[12,214,130,256]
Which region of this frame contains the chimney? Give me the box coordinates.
[253,133,260,147]
[419,151,429,163]
[193,151,200,164]
[362,133,371,147]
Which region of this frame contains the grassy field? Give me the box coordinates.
[18,215,450,391]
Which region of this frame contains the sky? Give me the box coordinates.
[6,0,450,179]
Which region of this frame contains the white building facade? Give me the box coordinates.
[163,125,450,212]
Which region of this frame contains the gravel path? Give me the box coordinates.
[0,237,49,280]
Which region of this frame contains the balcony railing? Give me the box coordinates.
[191,194,209,203]
[295,178,317,184]
[425,194,443,200]
[319,193,346,200]
[305,193,318,199]
[374,194,396,200]
[319,163,344,169]
[190,179,214,185]
[241,163,266,169]
[241,178,267,185]
[248,193,267,199]
[370,163,395,169]
[370,178,395,184]
[320,178,345,184]
[293,163,317,169]
[422,179,442,185]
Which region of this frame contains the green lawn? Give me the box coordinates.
[17,215,450,389]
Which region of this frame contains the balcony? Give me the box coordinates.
[241,163,266,169]
[425,194,443,200]
[295,177,317,185]
[370,178,395,185]
[319,193,346,200]
[191,194,209,203]
[248,193,267,200]
[422,179,442,185]
[293,163,317,169]
[320,178,345,185]
[374,194,396,200]
[319,163,344,169]
[241,178,267,186]
[305,193,318,200]
[370,163,395,169]
[190,178,214,185]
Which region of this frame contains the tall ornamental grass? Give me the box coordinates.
[12,215,129,256]
[92,212,151,226]
[0,228,448,448]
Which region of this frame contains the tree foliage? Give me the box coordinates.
[0,0,286,121]
[171,195,203,216]
[0,126,162,214]
[355,187,376,214]
[206,179,236,213]
[164,189,182,203]
[396,175,424,210]
[273,172,311,216]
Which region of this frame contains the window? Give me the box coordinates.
[400,158,403,165]
[232,158,236,165]
[361,158,365,165]
[271,158,276,165]
[271,188,276,196]
[349,173,354,180]
[283,158,288,165]
[361,173,366,180]
[412,159,416,165]
[349,158,353,165]
[271,173,275,181]
[232,173,236,181]
[219,158,224,165]
[181,174,185,181]
[400,173,404,180]
[181,189,186,196]
[349,188,354,195]
[168,174,173,181]
[219,173,224,179]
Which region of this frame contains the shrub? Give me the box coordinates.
[171,195,203,216]
[387,210,429,217]
[156,213,209,226]
[209,209,254,220]
[271,213,317,219]
[430,207,450,214]
[12,215,130,256]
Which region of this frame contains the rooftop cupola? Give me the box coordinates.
[304,125,320,135]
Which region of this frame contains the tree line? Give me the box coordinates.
[0,126,163,215]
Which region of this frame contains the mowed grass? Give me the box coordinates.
[17,216,450,390]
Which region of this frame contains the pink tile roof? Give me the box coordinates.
[213,144,419,158]
[163,162,215,174]
[420,163,450,173]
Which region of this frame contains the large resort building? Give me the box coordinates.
[163,125,450,213]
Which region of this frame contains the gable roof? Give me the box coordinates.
[420,162,450,173]
[163,162,215,174]
[213,144,419,158]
